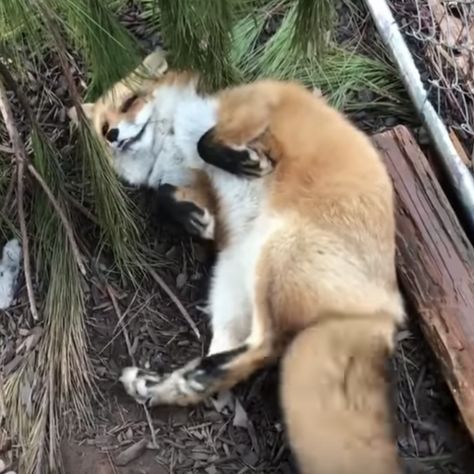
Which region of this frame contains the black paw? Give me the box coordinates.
[155,184,215,240]
[198,128,273,178]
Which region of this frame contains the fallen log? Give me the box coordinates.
[372,125,474,439]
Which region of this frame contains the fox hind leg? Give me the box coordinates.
[120,265,277,407]
[120,325,275,407]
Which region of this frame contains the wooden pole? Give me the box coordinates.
[364,0,474,234]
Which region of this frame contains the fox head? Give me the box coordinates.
[68,49,169,153]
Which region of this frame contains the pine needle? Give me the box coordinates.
[0,0,43,49]
[57,0,143,99]
[237,3,407,115]
[230,12,266,67]
[293,0,334,56]
[40,2,145,282]
[158,0,239,90]
[76,123,143,281]
[3,116,94,474]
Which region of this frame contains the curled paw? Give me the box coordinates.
[155,184,216,240]
[198,128,274,179]
[231,147,274,178]
[120,361,206,407]
[183,206,215,240]
[120,367,163,405]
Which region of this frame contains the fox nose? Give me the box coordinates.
[106,128,119,143]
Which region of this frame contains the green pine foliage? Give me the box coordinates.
[293,0,334,55]
[58,0,144,99]
[158,0,239,90]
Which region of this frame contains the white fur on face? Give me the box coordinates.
[109,102,155,153]
[107,83,217,189]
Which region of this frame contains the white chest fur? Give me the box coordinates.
[109,82,266,243]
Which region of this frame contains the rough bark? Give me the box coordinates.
[373,125,474,439]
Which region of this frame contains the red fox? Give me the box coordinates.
[72,51,404,474]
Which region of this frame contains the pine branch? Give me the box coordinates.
[58,0,143,99]
[0,63,87,278]
[0,78,38,321]
[293,0,334,55]
[158,0,238,90]
[40,3,143,281]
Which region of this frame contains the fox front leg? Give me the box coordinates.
[149,184,216,241]
[197,127,274,178]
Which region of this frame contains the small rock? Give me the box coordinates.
[176,273,187,289]
[0,239,22,310]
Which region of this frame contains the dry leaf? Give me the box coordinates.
[233,398,248,429]
[115,438,148,466]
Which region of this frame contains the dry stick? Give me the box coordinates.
[106,286,158,449]
[0,79,39,321]
[143,260,200,340]
[106,286,135,362]
[0,60,87,277]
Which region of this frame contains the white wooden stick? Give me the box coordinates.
[364,0,474,232]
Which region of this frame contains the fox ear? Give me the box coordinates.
[142,48,168,76]
[67,103,94,124]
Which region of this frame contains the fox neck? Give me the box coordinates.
[172,92,218,171]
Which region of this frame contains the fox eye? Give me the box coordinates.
[120,94,139,113]
[101,121,109,136]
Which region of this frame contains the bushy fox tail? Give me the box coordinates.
[280,314,402,474]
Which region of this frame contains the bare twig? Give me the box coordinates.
[0,144,14,154]
[106,285,158,449]
[143,408,158,449]
[106,286,135,363]
[142,260,200,340]
[0,78,39,321]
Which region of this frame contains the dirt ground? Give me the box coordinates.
[2,1,474,473]
[54,215,474,474]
